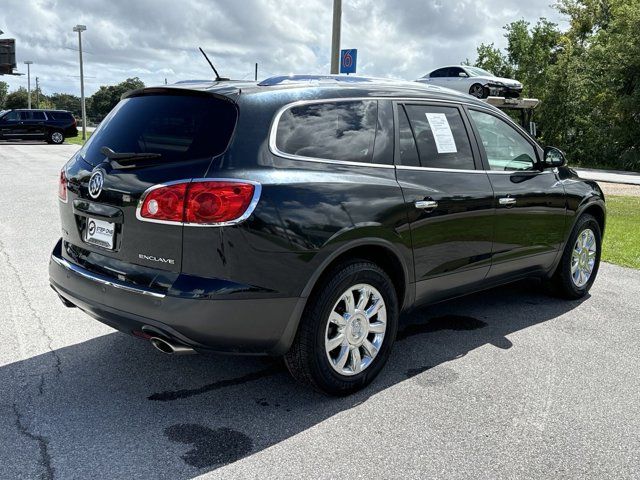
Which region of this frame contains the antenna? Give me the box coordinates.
[198,47,228,81]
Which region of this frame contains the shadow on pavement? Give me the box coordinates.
[1,280,587,478]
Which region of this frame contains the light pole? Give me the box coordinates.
[330,0,342,74]
[73,24,87,140]
[24,61,33,109]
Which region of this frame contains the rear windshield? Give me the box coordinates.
[78,94,237,165]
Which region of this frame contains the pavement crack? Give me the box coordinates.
[0,238,62,379]
[13,404,55,480]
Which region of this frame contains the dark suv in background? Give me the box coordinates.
[0,108,78,144]
[49,76,605,395]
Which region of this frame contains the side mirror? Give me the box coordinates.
[458,72,468,78]
[543,146,566,168]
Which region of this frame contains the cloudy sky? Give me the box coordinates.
[1,0,565,96]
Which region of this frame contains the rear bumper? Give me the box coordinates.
[49,239,303,355]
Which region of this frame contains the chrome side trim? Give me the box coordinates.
[135,178,262,228]
[268,96,521,170]
[51,254,166,298]
[396,165,485,174]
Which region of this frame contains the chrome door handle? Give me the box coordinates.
[499,197,517,207]
[414,200,438,210]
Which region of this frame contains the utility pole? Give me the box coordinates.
[73,24,87,140]
[330,0,342,74]
[255,63,258,81]
[35,77,39,108]
[24,61,33,108]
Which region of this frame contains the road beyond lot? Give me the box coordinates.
[1,144,639,480]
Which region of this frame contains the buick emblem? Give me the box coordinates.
[88,170,104,199]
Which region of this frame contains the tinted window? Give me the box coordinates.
[430,68,447,78]
[404,105,475,170]
[30,111,46,120]
[4,111,19,121]
[448,67,464,77]
[397,107,419,166]
[78,94,237,164]
[468,109,537,171]
[48,111,73,121]
[276,100,377,163]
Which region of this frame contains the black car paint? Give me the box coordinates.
[49,79,605,355]
[0,109,78,140]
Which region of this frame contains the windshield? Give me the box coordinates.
[465,66,494,77]
[78,93,237,166]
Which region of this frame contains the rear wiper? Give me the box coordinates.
[100,146,162,165]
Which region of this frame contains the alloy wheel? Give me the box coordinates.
[324,283,387,376]
[570,228,597,288]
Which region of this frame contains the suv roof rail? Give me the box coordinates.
[258,74,387,87]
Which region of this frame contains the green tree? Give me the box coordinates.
[49,93,81,117]
[89,77,145,121]
[474,43,513,78]
[4,87,28,109]
[0,81,8,109]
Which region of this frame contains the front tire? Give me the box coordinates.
[551,213,602,299]
[48,130,65,144]
[284,259,399,396]
[469,83,488,99]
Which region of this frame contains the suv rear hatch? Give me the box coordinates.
[59,88,237,279]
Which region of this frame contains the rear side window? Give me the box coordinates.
[48,111,73,121]
[79,94,237,164]
[275,100,378,163]
[403,104,475,170]
[397,107,420,166]
[30,111,46,120]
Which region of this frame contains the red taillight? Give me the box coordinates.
[58,170,68,202]
[139,183,187,222]
[138,180,257,225]
[185,182,255,224]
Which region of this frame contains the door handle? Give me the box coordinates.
[414,199,438,211]
[498,197,517,207]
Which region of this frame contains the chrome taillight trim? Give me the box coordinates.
[135,178,262,227]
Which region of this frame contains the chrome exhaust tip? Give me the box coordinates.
[150,337,196,355]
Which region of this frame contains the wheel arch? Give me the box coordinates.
[272,239,413,355]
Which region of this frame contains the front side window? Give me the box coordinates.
[275,100,378,163]
[3,111,20,121]
[403,104,475,170]
[468,109,537,171]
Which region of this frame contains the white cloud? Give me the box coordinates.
[0,0,565,95]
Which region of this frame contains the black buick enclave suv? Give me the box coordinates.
[0,108,78,144]
[49,76,605,395]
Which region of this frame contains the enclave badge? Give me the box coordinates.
[88,170,104,199]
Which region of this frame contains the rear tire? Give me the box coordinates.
[47,130,65,144]
[550,214,602,299]
[284,259,399,396]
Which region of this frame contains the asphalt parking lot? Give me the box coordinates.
[1,142,639,480]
